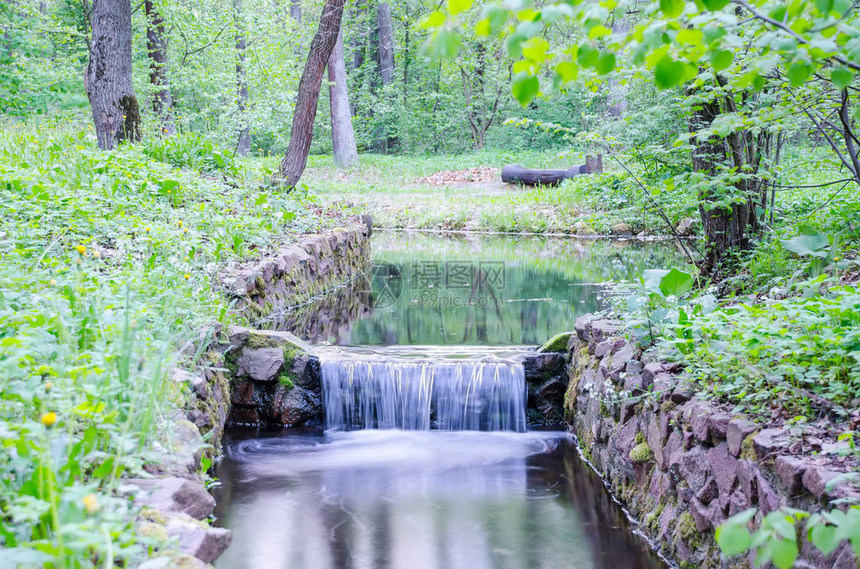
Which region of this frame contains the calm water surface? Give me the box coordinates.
[261,231,687,345]
[213,429,663,569]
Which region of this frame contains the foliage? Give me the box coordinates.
[716,507,860,569]
[0,121,342,565]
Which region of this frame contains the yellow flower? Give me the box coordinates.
[184,256,190,261]
[45,381,53,391]
[82,494,99,515]
[145,227,151,232]
[92,250,101,259]
[50,279,58,285]
[41,412,57,427]
[183,229,188,234]
[75,245,86,255]
[177,220,183,227]
[184,274,190,280]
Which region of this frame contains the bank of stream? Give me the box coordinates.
[208,231,687,569]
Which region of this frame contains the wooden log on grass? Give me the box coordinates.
[502,154,603,186]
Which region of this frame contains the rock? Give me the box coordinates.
[756,473,780,514]
[594,340,613,359]
[802,465,842,498]
[523,353,567,385]
[676,218,695,237]
[538,331,573,353]
[774,455,807,495]
[696,476,719,505]
[727,418,758,457]
[670,379,694,404]
[690,404,711,443]
[236,347,284,382]
[574,315,595,342]
[728,488,750,516]
[231,380,256,406]
[617,419,640,456]
[707,413,731,440]
[752,428,790,460]
[611,223,633,236]
[572,221,598,236]
[138,554,207,569]
[678,446,710,492]
[642,362,665,383]
[624,374,645,395]
[166,516,232,563]
[708,443,739,510]
[127,477,215,520]
[271,384,321,426]
[737,460,758,503]
[690,497,722,531]
[649,471,672,502]
[590,319,622,348]
[608,344,636,379]
[662,431,684,472]
[653,372,673,396]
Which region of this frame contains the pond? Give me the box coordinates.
[213,231,684,569]
[260,231,688,346]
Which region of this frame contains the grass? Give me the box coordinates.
[0,120,350,567]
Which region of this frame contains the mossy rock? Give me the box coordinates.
[539,332,573,353]
[629,441,654,463]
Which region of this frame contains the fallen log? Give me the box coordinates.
[502,154,603,186]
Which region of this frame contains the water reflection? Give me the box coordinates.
[213,429,662,569]
[261,232,687,346]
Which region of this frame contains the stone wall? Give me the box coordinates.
[561,314,858,569]
[129,224,372,568]
[218,224,371,319]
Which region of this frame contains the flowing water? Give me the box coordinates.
[213,232,682,569]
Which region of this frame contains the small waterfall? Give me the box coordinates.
[320,350,527,432]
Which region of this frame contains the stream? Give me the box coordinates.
[212,232,684,569]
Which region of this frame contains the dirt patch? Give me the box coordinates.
[416,166,499,186]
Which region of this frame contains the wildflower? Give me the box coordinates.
[183,229,188,234]
[45,381,53,391]
[92,250,101,259]
[145,227,151,233]
[75,245,86,255]
[184,256,190,261]
[82,494,99,515]
[50,279,57,285]
[41,412,57,427]
[184,274,191,280]
[177,220,183,227]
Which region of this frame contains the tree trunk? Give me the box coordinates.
[145,0,175,136]
[276,0,346,188]
[377,2,394,85]
[290,0,301,21]
[328,28,358,168]
[86,0,141,150]
[235,0,250,156]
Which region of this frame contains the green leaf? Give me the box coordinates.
[555,61,578,82]
[512,72,540,105]
[434,28,460,59]
[448,0,473,16]
[831,66,854,89]
[660,0,685,18]
[596,52,616,75]
[654,55,685,89]
[768,538,799,569]
[711,49,733,71]
[676,28,703,45]
[781,228,829,257]
[659,268,694,297]
[577,44,599,68]
[643,269,669,295]
[716,523,752,556]
[809,524,841,555]
[702,0,729,9]
[787,61,812,86]
[522,37,549,62]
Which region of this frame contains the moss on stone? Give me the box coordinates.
[629,441,654,463]
[138,521,168,543]
[676,511,701,549]
[278,373,295,389]
[635,431,645,445]
[539,332,572,353]
[660,400,675,413]
[740,433,758,461]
